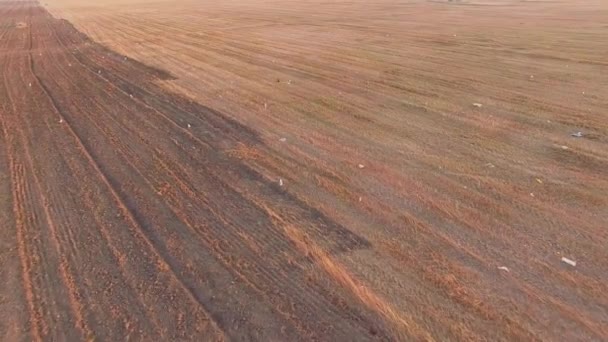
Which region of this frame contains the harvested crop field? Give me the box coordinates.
[1,0,607,340]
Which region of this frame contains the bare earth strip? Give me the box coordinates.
[1,0,607,340]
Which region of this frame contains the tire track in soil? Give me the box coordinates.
[1,6,61,339]
[0,4,31,340]
[0,1,396,340]
[29,17,208,340]
[23,9,96,340]
[24,5,229,340]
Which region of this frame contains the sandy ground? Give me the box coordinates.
[1,0,607,340]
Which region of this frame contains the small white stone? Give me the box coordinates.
[561,257,576,267]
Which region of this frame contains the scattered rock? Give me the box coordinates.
[187,123,191,128]
[279,178,284,187]
[561,257,576,267]
[279,137,287,142]
[485,162,495,168]
[498,266,510,272]
[59,118,63,123]
[530,192,535,197]
[560,145,569,150]
[358,164,365,169]
[536,178,543,184]
[472,103,483,108]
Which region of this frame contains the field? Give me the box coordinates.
[1,0,607,340]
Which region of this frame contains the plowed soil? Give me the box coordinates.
[1,0,607,341]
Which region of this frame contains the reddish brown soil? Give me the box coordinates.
[1,0,607,341]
